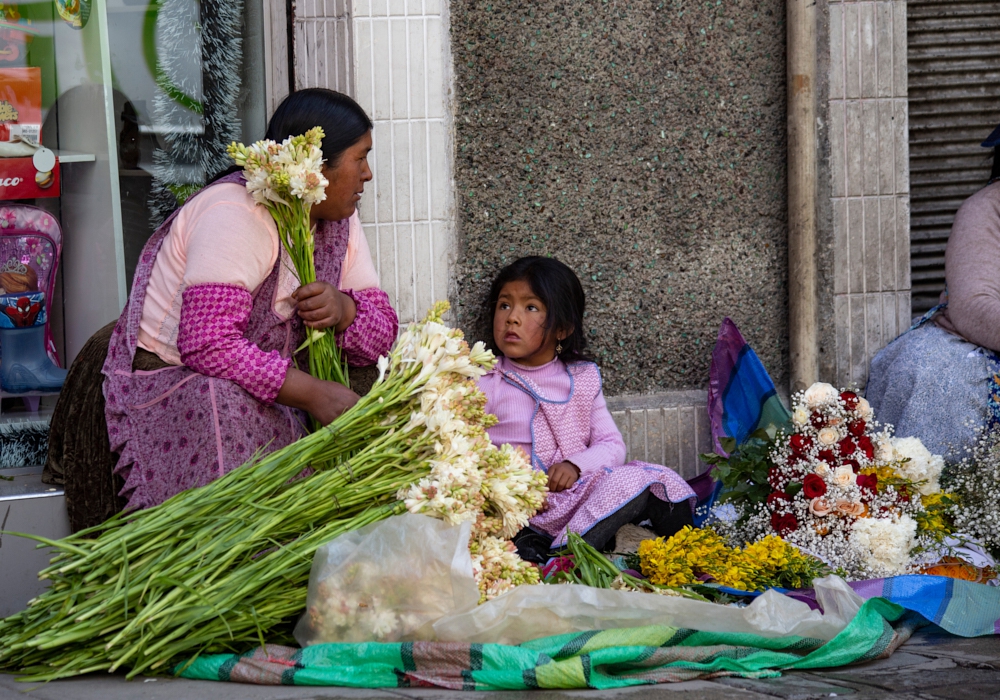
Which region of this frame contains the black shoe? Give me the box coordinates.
[512,527,554,564]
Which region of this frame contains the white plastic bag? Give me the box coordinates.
[295,513,864,646]
[294,513,481,645]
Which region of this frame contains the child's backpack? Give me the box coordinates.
[0,203,67,394]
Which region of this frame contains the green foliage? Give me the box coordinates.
[700,427,779,511]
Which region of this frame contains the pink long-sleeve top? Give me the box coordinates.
[479,356,627,473]
[136,183,397,404]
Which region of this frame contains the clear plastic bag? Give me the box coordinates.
[433,575,861,645]
[294,513,481,646]
[296,513,864,646]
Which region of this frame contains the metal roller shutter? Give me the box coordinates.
[908,0,1000,315]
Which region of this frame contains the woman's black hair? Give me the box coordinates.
[210,88,372,183]
[484,256,592,363]
[265,88,373,165]
[991,146,1000,183]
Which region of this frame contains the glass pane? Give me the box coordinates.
[105,0,268,290]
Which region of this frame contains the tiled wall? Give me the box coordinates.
[828,0,911,388]
[607,392,714,480]
[294,0,454,325]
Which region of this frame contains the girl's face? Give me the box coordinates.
[309,131,374,224]
[493,279,562,366]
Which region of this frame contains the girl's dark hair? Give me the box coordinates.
[485,256,592,363]
[210,88,372,183]
[992,147,1000,183]
[265,88,373,165]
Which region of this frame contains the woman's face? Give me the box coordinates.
[310,130,373,223]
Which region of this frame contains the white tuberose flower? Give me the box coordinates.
[849,515,917,575]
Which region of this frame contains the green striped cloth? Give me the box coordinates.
[178,598,920,689]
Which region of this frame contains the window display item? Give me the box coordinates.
[0,4,37,65]
[54,0,89,29]
[0,204,65,392]
[0,67,41,143]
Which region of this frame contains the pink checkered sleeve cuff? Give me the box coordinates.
[178,283,291,405]
[337,287,398,367]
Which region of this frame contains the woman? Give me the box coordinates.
[45,89,397,531]
[866,122,1000,462]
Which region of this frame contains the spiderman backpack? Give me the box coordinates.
[0,203,67,394]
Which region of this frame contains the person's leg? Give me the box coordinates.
[580,487,651,551]
[644,496,694,538]
[512,527,554,564]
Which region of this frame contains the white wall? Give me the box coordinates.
[293,0,454,325]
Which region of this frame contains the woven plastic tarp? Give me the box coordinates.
[178,598,920,689]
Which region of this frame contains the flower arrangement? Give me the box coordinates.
[0,303,531,680]
[637,527,828,591]
[228,128,348,387]
[708,382,957,580]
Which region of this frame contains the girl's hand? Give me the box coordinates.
[547,461,580,492]
[293,282,357,332]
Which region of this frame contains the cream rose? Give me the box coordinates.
[835,498,865,517]
[856,396,873,421]
[792,407,809,427]
[803,382,839,409]
[818,427,840,446]
[814,461,832,475]
[809,497,833,517]
[832,465,856,487]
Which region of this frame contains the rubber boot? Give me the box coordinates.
[0,325,68,393]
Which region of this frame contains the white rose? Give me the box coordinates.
[857,397,873,421]
[832,465,856,487]
[818,427,840,446]
[803,382,839,409]
[792,407,809,427]
[814,461,832,475]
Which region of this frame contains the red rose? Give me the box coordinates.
[838,437,857,457]
[767,491,792,509]
[840,391,859,411]
[810,411,826,429]
[802,473,828,498]
[848,420,866,437]
[843,458,861,473]
[767,467,787,490]
[771,512,799,537]
[789,434,813,455]
[818,449,836,465]
[857,473,878,494]
[857,436,875,460]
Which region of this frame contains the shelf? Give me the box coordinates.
[0,390,60,399]
[56,151,97,164]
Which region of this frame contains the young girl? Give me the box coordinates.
[478,256,696,562]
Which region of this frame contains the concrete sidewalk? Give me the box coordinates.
[1,627,998,700]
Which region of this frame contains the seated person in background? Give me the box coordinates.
[477,256,696,562]
[867,122,1000,461]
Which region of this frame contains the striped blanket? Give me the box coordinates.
[178,598,920,689]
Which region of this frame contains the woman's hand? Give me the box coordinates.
[275,367,360,425]
[547,461,580,492]
[293,282,357,333]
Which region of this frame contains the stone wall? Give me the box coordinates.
[448,0,791,396]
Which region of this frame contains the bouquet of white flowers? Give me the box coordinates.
[228,128,348,387]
